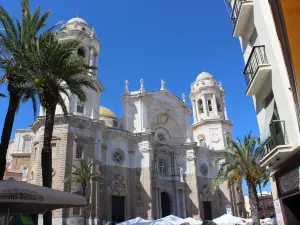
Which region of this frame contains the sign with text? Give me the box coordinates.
[274,199,285,225]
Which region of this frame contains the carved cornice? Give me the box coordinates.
[192,118,233,129]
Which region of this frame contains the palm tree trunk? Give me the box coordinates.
[42,104,56,225]
[246,179,261,225]
[259,183,265,218]
[0,92,21,180]
[82,183,87,225]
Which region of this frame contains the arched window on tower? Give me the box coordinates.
[216,98,222,112]
[207,99,212,112]
[77,47,86,58]
[77,99,84,114]
[198,99,204,114]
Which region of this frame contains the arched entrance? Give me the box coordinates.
[161,192,171,217]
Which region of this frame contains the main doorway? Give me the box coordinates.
[111,196,125,223]
[161,192,171,217]
[282,193,300,223]
[203,201,212,220]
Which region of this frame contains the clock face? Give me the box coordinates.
[211,133,220,143]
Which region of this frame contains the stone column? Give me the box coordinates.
[138,140,152,219]
[176,189,180,216]
[192,100,198,122]
[182,189,187,218]
[212,94,217,114]
[202,96,209,117]
[185,149,201,219]
[158,188,161,218]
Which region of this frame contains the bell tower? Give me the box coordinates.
[189,72,232,150]
[39,17,103,119]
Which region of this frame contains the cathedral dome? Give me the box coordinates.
[67,17,88,25]
[100,106,117,119]
[196,72,215,81]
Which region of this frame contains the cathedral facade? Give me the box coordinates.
[5,17,245,225]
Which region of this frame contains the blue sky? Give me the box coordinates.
[0,0,269,193]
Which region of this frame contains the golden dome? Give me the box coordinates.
[100,106,117,119]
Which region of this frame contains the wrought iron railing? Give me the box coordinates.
[257,120,286,162]
[231,0,243,29]
[243,46,269,89]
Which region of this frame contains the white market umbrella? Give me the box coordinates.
[261,218,275,225]
[246,218,275,225]
[213,214,247,225]
[182,217,203,225]
[117,217,151,225]
[0,179,87,215]
[152,215,184,225]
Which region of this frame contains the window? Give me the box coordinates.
[23,139,31,153]
[77,47,85,58]
[112,149,125,164]
[157,132,166,142]
[158,159,168,175]
[200,163,208,176]
[113,120,118,128]
[216,98,222,112]
[76,144,83,159]
[77,100,84,114]
[207,100,212,111]
[198,99,204,114]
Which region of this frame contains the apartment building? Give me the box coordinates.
[244,192,275,219]
[225,0,300,224]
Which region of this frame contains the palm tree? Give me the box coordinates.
[20,31,97,225]
[213,133,268,225]
[67,158,104,225]
[0,0,50,179]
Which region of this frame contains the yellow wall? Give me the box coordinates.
[280,0,300,94]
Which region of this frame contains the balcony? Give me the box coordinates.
[244,46,271,96]
[231,0,253,37]
[152,173,182,182]
[257,120,297,168]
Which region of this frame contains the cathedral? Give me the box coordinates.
[5,17,245,225]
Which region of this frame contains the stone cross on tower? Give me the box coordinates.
[161,80,165,91]
[140,78,145,93]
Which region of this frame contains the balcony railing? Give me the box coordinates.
[231,0,243,28]
[243,46,271,95]
[244,46,268,85]
[152,173,182,182]
[231,0,253,36]
[257,120,286,162]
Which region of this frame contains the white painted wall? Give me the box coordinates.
[236,0,300,146]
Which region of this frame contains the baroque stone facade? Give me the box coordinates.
[5,17,245,225]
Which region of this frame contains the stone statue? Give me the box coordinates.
[161,80,165,90]
[201,184,212,201]
[182,93,186,103]
[140,78,145,92]
[110,174,127,196]
[125,80,129,93]
[179,166,184,182]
